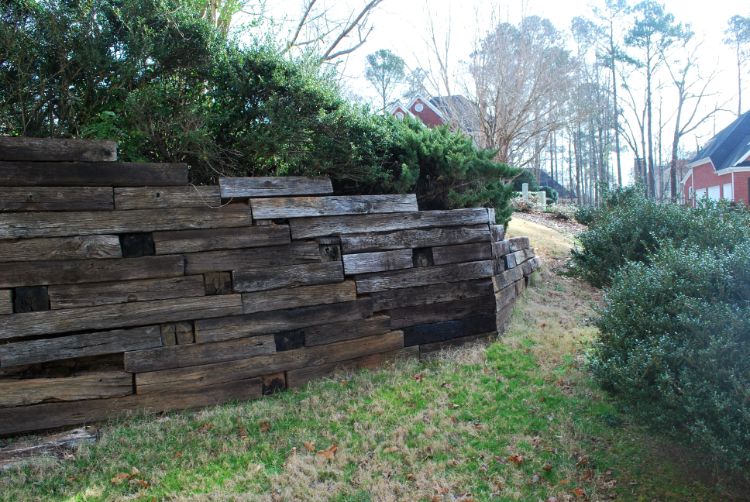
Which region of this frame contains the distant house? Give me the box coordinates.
[682,111,750,206]
[392,95,481,144]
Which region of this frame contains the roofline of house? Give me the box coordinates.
[680,163,750,186]
[406,95,446,122]
[732,147,750,167]
[680,168,693,186]
[687,156,713,169]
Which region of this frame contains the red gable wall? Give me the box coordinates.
[408,98,444,128]
[683,162,750,206]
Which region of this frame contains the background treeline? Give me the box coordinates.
[571,189,750,470]
[0,0,518,223]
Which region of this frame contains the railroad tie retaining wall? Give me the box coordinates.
[0,137,540,435]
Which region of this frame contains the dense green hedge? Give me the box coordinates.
[1,0,517,223]
[570,186,750,287]
[575,187,750,468]
[592,244,750,468]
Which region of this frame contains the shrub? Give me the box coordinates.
[591,243,750,468]
[539,185,558,203]
[570,186,750,287]
[1,0,518,223]
[574,205,596,225]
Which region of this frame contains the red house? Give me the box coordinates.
[682,111,750,206]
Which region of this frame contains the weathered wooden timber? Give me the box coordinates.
[0,255,184,289]
[220,177,333,198]
[251,194,418,219]
[124,335,276,373]
[0,161,187,187]
[154,225,290,254]
[0,372,133,408]
[388,296,496,329]
[195,299,374,343]
[302,315,392,346]
[355,260,494,294]
[48,276,206,309]
[136,331,404,390]
[340,225,491,253]
[342,249,413,275]
[114,186,221,210]
[241,281,356,314]
[0,378,263,435]
[431,242,492,265]
[232,261,344,293]
[12,286,49,313]
[0,326,163,367]
[0,235,122,263]
[369,279,494,311]
[290,208,491,239]
[0,137,117,162]
[0,207,252,240]
[0,187,114,212]
[184,242,321,274]
[402,315,497,347]
[0,289,11,315]
[0,296,243,340]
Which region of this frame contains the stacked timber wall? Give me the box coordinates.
[0,137,539,436]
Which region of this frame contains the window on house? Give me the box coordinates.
[722,182,733,200]
[707,185,721,201]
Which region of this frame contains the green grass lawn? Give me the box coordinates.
[1,217,745,501]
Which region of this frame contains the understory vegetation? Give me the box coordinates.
[572,187,750,471]
[1,219,745,501]
[0,0,517,223]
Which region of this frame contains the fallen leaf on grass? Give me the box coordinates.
[110,473,130,485]
[303,441,315,452]
[543,462,553,472]
[507,454,525,465]
[317,444,337,460]
[413,374,423,382]
[571,487,586,498]
[259,420,271,433]
[197,423,214,433]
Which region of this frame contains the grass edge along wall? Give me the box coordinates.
[0,137,539,436]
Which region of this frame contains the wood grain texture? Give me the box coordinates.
[48,275,205,309]
[0,255,184,289]
[290,208,491,239]
[0,378,262,435]
[0,372,133,407]
[154,225,290,254]
[232,261,344,293]
[219,176,333,198]
[302,315,391,346]
[431,242,492,265]
[0,295,243,341]
[0,137,117,162]
[195,299,373,343]
[370,279,493,311]
[388,295,496,329]
[114,186,221,209]
[286,346,418,388]
[0,187,114,211]
[136,331,404,390]
[0,235,122,263]
[0,326,163,367]
[184,242,321,275]
[355,260,494,294]
[492,266,524,290]
[340,224,491,253]
[342,249,413,275]
[250,194,418,219]
[0,289,11,315]
[508,237,530,252]
[241,281,356,314]
[403,315,497,346]
[0,206,252,239]
[12,286,49,313]
[0,161,187,187]
[124,335,276,373]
